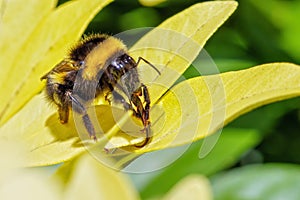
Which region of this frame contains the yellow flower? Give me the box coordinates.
[1,0,300,199]
[0,0,299,171]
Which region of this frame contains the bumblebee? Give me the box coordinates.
[41,34,160,147]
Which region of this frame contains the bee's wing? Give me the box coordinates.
[40,59,78,80]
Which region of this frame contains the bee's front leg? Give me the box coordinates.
[130,84,152,147]
[141,84,150,126]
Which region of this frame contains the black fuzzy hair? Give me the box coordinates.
[69,34,109,62]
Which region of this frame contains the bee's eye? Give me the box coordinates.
[124,56,130,63]
[79,61,85,66]
[111,59,123,70]
[124,55,134,64]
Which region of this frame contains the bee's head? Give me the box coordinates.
[113,54,137,71]
[106,53,138,80]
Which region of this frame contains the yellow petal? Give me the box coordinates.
[138,0,166,7]
[0,139,62,200]
[0,172,62,200]
[1,1,239,166]
[139,62,300,152]
[2,62,299,167]
[0,93,85,166]
[0,93,135,166]
[0,0,56,82]
[54,153,140,200]
[162,175,213,200]
[130,1,238,103]
[0,0,112,125]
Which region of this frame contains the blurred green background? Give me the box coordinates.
[57,0,300,199]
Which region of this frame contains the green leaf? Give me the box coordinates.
[0,0,112,125]
[139,128,261,199]
[248,0,300,61]
[212,164,300,200]
[53,153,140,200]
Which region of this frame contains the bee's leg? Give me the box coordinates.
[58,105,69,124]
[66,92,97,141]
[139,84,152,147]
[130,84,152,147]
[141,84,150,125]
[109,83,152,147]
[104,92,112,105]
[112,91,132,111]
[131,88,144,120]
[131,84,150,125]
[81,114,97,141]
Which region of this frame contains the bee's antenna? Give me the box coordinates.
[136,57,161,75]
